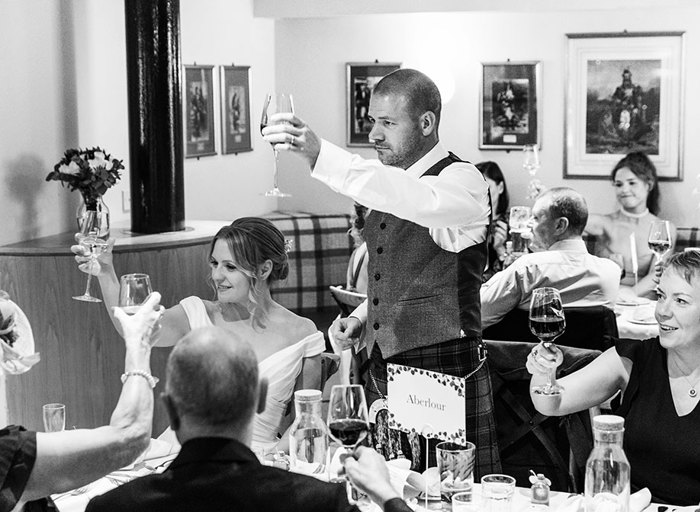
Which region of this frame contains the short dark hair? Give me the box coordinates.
[165,326,259,428]
[476,161,510,216]
[373,69,442,128]
[541,187,589,236]
[611,152,660,215]
[665,250,700,284]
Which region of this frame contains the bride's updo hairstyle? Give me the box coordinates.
[211,217,289,283]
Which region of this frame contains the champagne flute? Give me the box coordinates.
[648,220,672,264]
[522,144,540,176]
[327,384,370,504]
[73,211,109,302]
[529,287,566,396]
[260,92,294,197]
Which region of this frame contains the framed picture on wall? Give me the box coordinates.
[220,65,252,154]
[479,61,541,150]
[184,64,217,158]
[565,32,685,180]
[346,62,401,147]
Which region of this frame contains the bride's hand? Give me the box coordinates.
[71,237,115,276]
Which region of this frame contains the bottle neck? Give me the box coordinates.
[593,429,624,445]
[295,400,323,417]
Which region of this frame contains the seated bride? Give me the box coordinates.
[73,217,323,453]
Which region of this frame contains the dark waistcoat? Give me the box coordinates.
[363,153,487,358]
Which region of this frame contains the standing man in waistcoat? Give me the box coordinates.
[263,69,500,476]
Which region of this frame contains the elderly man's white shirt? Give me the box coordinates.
[480,239,621,329]
[313,139,490,326]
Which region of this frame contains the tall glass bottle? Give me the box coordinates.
[288,389,329,478]
[585,415,630,512]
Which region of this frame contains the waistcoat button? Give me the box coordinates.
[372,298,379,305]
[377,247,383,254]
[380,222,386,229]
[374,273,380,280]
[373,323,380,330]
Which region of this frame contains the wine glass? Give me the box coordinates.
[648,220,672,264]
[522,144,540,176]
[260,92,294,197]
[327,384,369,504]
[118,273,153,314]
[73,211,109,302]
[529,287,566,396]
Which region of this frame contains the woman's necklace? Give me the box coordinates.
[620,208,649,219]
[670,354,700,398]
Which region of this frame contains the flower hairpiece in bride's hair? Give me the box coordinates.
[284,239,293,254]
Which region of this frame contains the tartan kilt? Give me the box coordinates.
[364,337,501,477]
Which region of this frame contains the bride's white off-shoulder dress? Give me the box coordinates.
[160,296,325,451]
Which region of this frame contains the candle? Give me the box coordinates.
[629,233,638,286]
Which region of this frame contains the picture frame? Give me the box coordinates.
[346,62,401,147]
[565,32,685,180]
[220,65,252,155]
[184,64,217,158]
[479,61,541,150]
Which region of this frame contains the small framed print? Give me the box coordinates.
[565,32,685,180]
[346,62,401,147]
[184,65,216,158]
[479,61,541,150]
[220,65,252,154]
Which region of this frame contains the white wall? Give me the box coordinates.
[275,9,700,227]
[0,0,278,247]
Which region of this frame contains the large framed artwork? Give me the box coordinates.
[565,32,685,180]
[184,64,216,158]
[346,62,401,147]
[220,65,252,154]
[479,61,541,150]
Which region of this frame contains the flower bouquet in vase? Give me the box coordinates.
[46,147,124,238]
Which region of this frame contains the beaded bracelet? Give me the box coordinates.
[121,370,159,389]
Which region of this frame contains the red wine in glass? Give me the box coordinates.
[328,418,369,448]
[529,287,565,396]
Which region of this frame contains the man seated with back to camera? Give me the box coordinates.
[0,292,163,512]
[85,325,413,512]
[480,187,620,329]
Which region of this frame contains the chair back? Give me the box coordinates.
[329,285,366,317]
[482,305,618,351]
[485,340,600,492]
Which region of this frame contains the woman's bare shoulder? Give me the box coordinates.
[271,305,318,340]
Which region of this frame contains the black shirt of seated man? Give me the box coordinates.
[85,437,411,512]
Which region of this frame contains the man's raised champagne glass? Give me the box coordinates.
[529,287,566,395]
[260,93,294,197]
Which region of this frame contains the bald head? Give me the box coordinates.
[165,326,259,429]
[373,69,442,127]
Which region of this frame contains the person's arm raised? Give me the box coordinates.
[19,293,164,501]
[527,344,631,417]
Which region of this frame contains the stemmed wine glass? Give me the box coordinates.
[260,92,294,197]
[118,273,160,344]
[73,211,109,302]
[522,144,540,176]
[529,287,566,396]
[648,220,672,264]
[327,384,370,504]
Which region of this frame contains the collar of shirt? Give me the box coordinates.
[547,238,588,252]
[404,142,449,179]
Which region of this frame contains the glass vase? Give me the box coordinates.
[76,194,110,238]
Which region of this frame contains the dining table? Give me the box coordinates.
[50,438,692,512]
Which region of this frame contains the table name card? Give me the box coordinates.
[387,363,466,444]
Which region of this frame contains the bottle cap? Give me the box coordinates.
[294,389,322,402]
[593,414,625,431]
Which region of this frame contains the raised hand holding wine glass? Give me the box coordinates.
[648,220,672,264]
[327,384,370,504]
[260,92,294,197]
[118,273,160,345]
[529,287,566,396]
